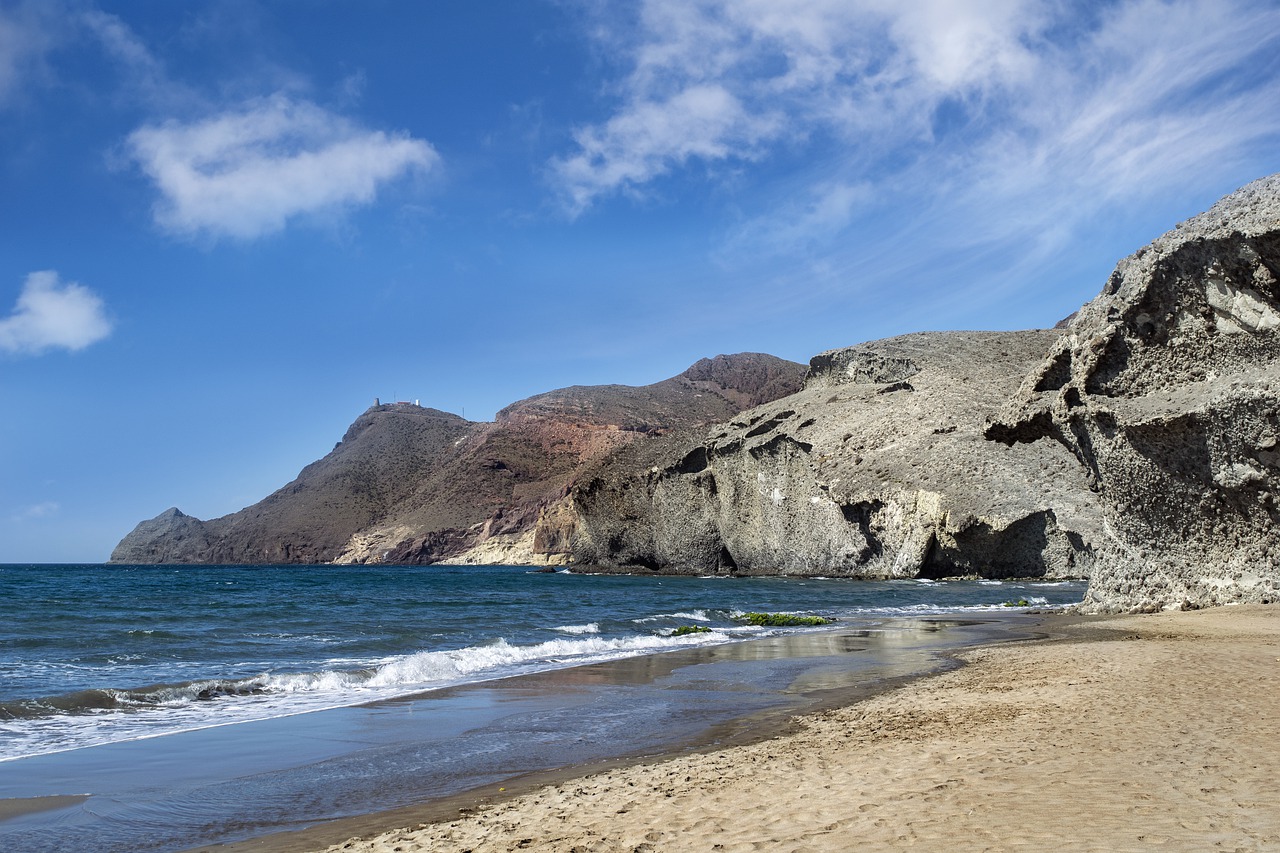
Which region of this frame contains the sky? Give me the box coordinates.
[1,0,1278,563]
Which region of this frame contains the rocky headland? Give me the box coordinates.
[114,175,1280,612]
[110,354,807,566]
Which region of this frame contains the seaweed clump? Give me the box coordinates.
[740,612,831,627]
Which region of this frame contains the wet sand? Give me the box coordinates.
[0,795,89,822]
[248,605,1279,852]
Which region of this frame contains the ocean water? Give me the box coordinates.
[0,564,1084,763]
[0,564,1087,852]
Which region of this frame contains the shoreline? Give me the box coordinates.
[188,636,982,853]
[186,613,1057,853]
[181,615,1033,853]
[202,605,1279,852]
[3,613,1033,853]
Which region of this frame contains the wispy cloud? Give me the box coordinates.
[9,501,60,523]
[555,0,1280,252]
[126,95,439,240]
[553,0,1051,213]
[557,83,780,214]
[719,180,871,261]
[79,7,186,109]
[0,1,56,106]
[0,271,113,356]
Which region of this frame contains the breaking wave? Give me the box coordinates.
[0,630,734,761]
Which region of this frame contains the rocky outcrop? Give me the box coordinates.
[112,405,476,564]
[109,507,214,564]
[567,331,1102,578]
[111,354,806,565]
[990,174,1280,612]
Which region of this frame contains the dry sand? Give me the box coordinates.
[304,606,1279,853]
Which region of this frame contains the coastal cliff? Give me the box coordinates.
[110,354,807,565]
[113,175,1280,613]
[990,174,1280,612]
[563,330,1101,578]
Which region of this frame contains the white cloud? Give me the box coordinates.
[0,271,113,356]
[126,95,439,239]
[555,0,1280,236]
[557,84,780,214]
[554,0,1052,212]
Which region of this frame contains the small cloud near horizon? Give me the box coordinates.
[0,271,113,356]
[9,501,61,523]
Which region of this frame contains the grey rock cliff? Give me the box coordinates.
[567,330,1101,578]
[990,174,1280,612]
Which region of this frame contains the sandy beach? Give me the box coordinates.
[264,605,1280,853]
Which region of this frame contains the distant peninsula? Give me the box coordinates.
[113,175,1280,614]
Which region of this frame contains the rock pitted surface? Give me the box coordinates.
[566,330,1101,578]
[990,174,1280,612]
[110,354,806,565]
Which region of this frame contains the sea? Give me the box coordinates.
[0,563,1087,852]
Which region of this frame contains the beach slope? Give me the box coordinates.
[308,605,1279,852]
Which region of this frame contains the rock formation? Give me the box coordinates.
[114,174,1280,613]
[565,330,1102,578]
[110,354,807,565]
[990,174,1280,612]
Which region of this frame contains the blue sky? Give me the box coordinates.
[2,0,1278,562]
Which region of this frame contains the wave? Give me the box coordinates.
[669,609,711,622]
[849,597,1059,616]
[633,609,718,624]
[0,629,737,759]
[552,622,600,635]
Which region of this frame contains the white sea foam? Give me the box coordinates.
[850,598,1061,616]
[0,630,735,763]
[552,623,600,635]
[633,609,712,623]
[670,610,710,622]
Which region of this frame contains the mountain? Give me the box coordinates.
[109,354,808,565]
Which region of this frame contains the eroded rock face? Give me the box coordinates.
[568,331,1101,579]
[990,174,1280,612]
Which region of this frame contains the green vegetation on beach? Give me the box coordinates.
[671,625,713,636]
[739,612,832,627]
